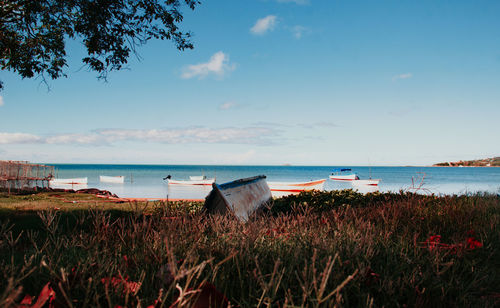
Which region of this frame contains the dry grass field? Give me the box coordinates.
[0,190,499,307]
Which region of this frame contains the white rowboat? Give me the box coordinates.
[351,179,381,186]
[267,179,326,193]
[49,177,88,185]
[168,178,215,186]
[100,175,125,184]
[329,174,358,181]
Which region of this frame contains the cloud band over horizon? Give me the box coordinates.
[0,127,279,146]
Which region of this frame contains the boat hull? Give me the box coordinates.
[351,179,380,186]
[99,175,125,183]
[329,174,358,181]
[49,177,88,185]
[49,177,88,190]
[267,179,326,194]
[168,178,215,186]
[204,175,272,221]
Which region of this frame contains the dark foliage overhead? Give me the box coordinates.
[0,0,199,90]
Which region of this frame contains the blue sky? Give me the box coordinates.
[1,0,499,165]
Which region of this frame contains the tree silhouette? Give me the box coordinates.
[0,0,199,90]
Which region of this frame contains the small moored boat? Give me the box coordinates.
[99,175,125,183]
[49,177,88,185]
[351,179,380,186]
[165,175,215,186]
[329,168,359,181]
[204,175,272,221]
[267,179,326,193]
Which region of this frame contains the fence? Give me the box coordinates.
[0,160,54,193]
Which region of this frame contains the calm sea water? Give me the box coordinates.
[48,164,500,199]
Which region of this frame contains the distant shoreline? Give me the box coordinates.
[431,165,499,167]
[432,157,499,167]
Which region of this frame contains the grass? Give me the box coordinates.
[0,190,499,307]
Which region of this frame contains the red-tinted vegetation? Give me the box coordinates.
[0,190,499,307]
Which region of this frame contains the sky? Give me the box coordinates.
[1,0,499,166]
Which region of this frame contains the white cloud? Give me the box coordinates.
[250,15,277,35]
[291,25,308,39]
[0,96,4,106]
[392,73,413,81]
[277,0,309,4]
[96,127,276,144]
[0,133,42,144]
[219,101,237,110]
[252,121,292,128]
[0,127,279,146]
[45,134,103,145]
[181,52,236,79]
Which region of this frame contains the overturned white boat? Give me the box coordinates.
[99,175,125,184]
[204,175,272,221]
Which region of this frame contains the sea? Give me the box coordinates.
[48,164,500,200]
